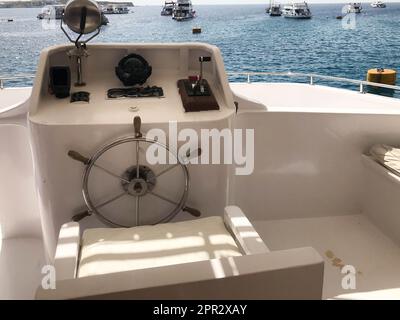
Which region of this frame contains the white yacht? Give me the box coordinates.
[37,5,64,20]
[172,0,196,21]
[102,4,130,14]
[282,2,312,19]
[3,0,400,300]
[346,2,363,13]
[371,1,386,8]
[266,1,282,17]
[161,1,176,16]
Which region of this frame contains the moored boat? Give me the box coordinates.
[266,0,282,16]
[102,4,130,14]
[346,2,362,13]
[282,2,311,19]
[371,1,386,8]
[37,5,64,20]
[172,0,196,21]
[161,1,176,16]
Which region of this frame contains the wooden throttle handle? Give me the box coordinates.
[134,116,142,138]
[72,210,91,222]
[68,150,90,165]
[183,207,202,217]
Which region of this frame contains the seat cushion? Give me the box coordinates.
[77,216,242,278]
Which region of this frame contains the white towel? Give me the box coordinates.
[370,144,400,172]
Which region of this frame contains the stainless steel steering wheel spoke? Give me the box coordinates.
[135,141,140,178]
[155,148,201,178]
[93,191,127,211]
[155,163,180,178]
[135,196,140,226]
[149,190,179,206]
[94,163,130,184]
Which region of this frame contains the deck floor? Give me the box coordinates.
[2,216,400,299]
[254,215,400,299]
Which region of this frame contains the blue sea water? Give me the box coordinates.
[0,4,400,91]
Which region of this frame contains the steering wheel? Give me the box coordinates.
[68,116,201,228]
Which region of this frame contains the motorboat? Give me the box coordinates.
[282,2,312,19]
[37,4,109,25]
[161,1,176,16]
[4,0,400,300]
[172,0,196,21]
[346,2,363,13]
[37,5,64,20]
[266,1,282,16]
[101,12,109,26]
[371,1,386,8]
[102,4,130,14]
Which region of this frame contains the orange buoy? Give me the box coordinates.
[367,68,397,86]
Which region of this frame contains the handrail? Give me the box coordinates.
[0,74,35,89]
[227,71,400,93]
[1,71,400,94]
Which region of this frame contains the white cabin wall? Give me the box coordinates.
[0,90,42,240]
[0,125,42,239]
[230,111,400,221]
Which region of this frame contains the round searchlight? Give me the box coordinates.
[63,0,102,34]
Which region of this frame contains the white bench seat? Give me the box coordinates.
[78,216,242,278]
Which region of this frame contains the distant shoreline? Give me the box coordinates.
[0,1,134,9]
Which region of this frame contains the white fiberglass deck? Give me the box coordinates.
[254,215,400,300]
[0,87,31,116]
[231,83,400,114]
[0,238,45,299]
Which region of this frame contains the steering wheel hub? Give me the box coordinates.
[121,165,156,197]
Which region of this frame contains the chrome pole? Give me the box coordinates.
[76,55,84,86]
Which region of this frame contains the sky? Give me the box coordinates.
[130,0,398,4]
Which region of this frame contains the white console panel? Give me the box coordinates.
[28,43,235,260]
[29,43,235,125]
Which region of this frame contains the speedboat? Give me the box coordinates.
[282,2,312,19]
[267,3,282,16]
[371,1,386,8]
[172,0,196,21]
[4,0,400,300]
[346,2,363,13]
[161,1,176,16]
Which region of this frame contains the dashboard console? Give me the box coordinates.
[28,43,235,125]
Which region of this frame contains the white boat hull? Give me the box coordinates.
[2,42,400,300]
